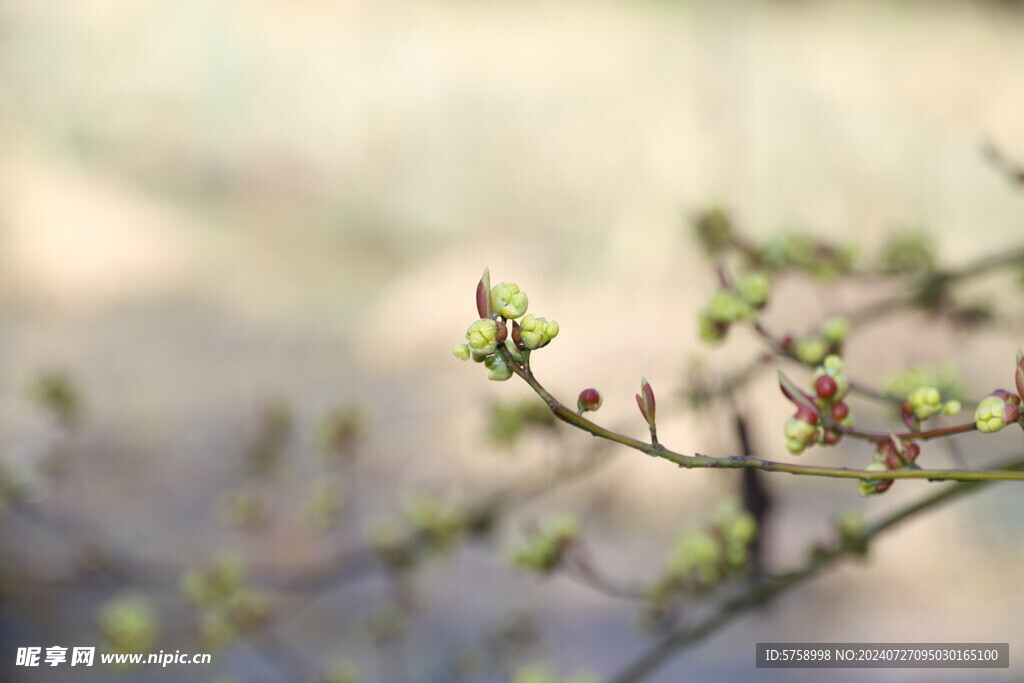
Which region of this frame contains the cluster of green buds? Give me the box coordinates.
[97,593,158,656]
[372,496,469,568]
[180,553,266,649]
[646,499,756,624]
[903,385,960,427]
[696,275,767,344]
[454,270,558,380]
[510,514,580,574]
[974,389,1021,434]
[780,356,856,454]
[760,232,855,280]
[512,663,596,683]
[858,437,920,497]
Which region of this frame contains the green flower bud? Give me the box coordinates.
[736,272,771,308]
[857,462,890,497]
[697,308,728,343]
[820,316,849,345]
[823,354,843,374]
[942,400,961,416]
[511,514,580,574]
[98,593,158,654]
[453,343,471,361]
[784,413,820,455]
[669,530,721,583]
[484,352,513,381]
[519,315,559,350]
[707,289,753,324]
[466,318,500,355]
[795,337,828,365]
[908,386,942,419]
[490,283,529,319]
[975,394,1019,433]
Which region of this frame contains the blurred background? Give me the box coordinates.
[2,0,1024,681]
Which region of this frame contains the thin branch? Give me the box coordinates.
[501,345,1024,483]
[606,453,1024,683]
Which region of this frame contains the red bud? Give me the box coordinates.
[815,375,838,400]
[822,429,841,445]
[991,389,1020,405]
[1004,401,1020,425]
[830,401,849,421]
[495,320,508,343]
[511,320,525,350]
[578,388,602,413]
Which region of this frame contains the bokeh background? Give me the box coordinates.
[2,1,1024,681]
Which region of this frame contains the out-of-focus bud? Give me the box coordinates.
[577,388,602,414]
[784,406,820,455]
[466,318,500,355]
[975,393,1021,433]
[795,337,828,365]
[830,401,849,421]
[812,355,849,402]
[707,290,754,324]
[484,353,513,382]
[858,462,893,497]
[519,315,559,350]
[693,207,733,256]
[815,375,838,400]
[736,272,771,308]
[942,400,961,416]
[908,386,942,419]
[820,316,850,345]
[697,309,728,343]
[453,343,471,361]
[490,283,529,319]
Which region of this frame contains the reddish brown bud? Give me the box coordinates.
[822,429,841,445]
[794,405,819,425]
[991,389,1020,405]
[876,479,894,494]
[905,443,921,461]
[495,320,508,343]
[815,375,838,400]
[900,401,915,430]
[511,320,525,350]
[830,401,849,421]
[577,388,602,414]
[884,453,902,469]
[875,440,896,459]
[1004,401,1020,425]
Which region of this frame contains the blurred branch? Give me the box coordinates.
[606,452,1024,683]
[983,139,1024,187]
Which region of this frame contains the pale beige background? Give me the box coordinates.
[2,1,1024,681]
